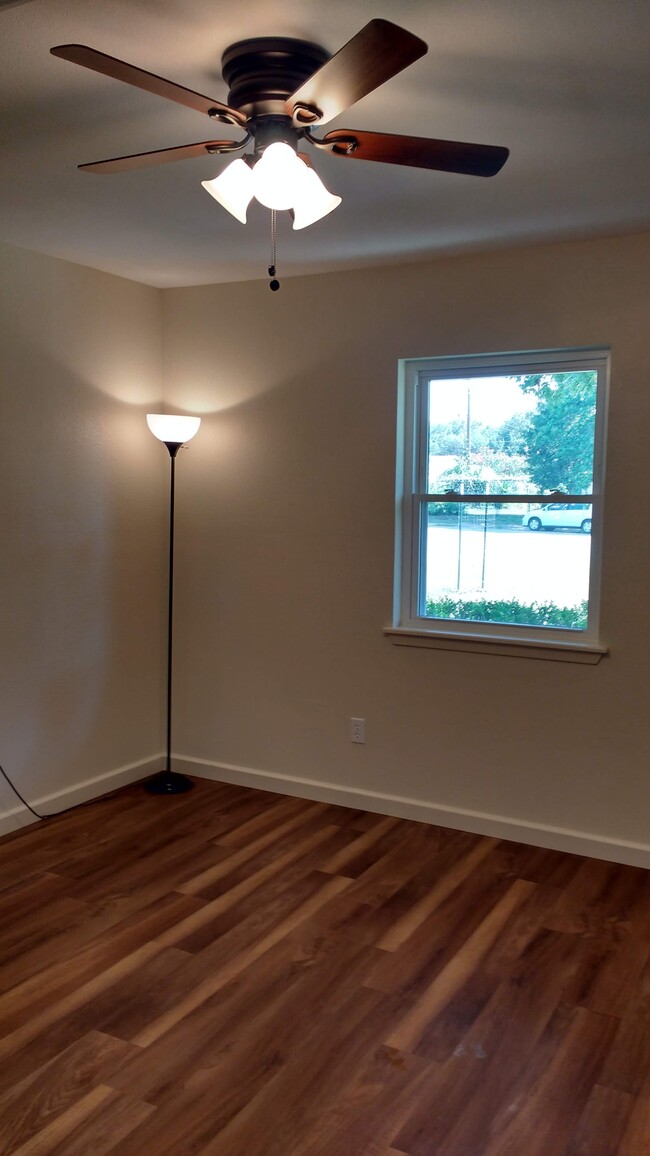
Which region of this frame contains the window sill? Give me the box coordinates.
[384,627,607,664]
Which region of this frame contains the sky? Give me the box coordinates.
[428,375,537,427]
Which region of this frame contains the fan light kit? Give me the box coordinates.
[201,143,341,229]
[51,20,509,290]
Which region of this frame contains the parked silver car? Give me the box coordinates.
[522,503,592,533]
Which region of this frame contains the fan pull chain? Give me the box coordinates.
[268,209,280,291]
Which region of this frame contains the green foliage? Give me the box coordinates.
[517,371,596,493]
[429,418,466,456]
[426,595,588,630]
[496,412,530,456]
[429,413,530,458]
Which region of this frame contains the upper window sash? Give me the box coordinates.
[409,348,608,498]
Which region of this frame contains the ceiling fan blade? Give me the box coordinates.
[286,20,427,126]
[78,141,239,174]
[51,44,247,126]
[322,129,509,177]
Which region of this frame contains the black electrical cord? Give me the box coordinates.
[0,761,44,820]
[0,762,108,823]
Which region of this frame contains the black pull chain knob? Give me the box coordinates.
[268,211,281,290]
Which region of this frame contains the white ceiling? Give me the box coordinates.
[1,0,649,287]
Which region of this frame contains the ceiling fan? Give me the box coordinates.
[51,20,508,284]
[51,20,509,178]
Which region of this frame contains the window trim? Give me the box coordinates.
[392,347,610,658]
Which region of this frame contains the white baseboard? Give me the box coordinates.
[174,755,650,870]
[5,750,648,871]
[0,755,162,839]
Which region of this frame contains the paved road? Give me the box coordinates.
[426,524,591,604]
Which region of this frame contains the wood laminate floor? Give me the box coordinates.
[1,777,649,1154]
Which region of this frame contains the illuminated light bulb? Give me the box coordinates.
[201,159,254,224]
[252,142,303,211]
[292,162,342,230]
[147,414,201,444]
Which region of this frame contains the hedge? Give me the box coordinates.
[426,595,588,630]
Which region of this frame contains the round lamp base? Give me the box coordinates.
[145,771,194,795]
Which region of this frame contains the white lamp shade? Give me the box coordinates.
[201,159,254,224]
[292,163,342,230]
[252,142,304,211]
[147,414,201,444]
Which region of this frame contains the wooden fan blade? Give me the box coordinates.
[51,44,247,125]
[286,20,427,126]
[322,129,509,177]
[78,141,239,173]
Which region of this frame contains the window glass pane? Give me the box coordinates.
[422,502,591,630]
[427,372,597,495]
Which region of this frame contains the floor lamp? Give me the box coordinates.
[145,413,201,794]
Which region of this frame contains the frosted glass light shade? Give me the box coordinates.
[292,164,342,230]
[201,159,254,224]
[147,414,201,444]
[252,142,303,211]
[204,146,342,229]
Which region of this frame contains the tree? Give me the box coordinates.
[517,371,597,493]
[491,412,530,456]
[429,414,528,458]
[429,418,465,456]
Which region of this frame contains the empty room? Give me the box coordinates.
[1,1,650,1152]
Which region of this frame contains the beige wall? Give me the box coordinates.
[2,230,649,862]
[163,231,650,862]
[0,241,166,823]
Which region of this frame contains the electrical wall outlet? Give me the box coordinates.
[350,717,365,744]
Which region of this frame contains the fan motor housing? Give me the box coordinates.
[221,37,329,117]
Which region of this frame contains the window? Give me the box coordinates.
[391,348,609,659]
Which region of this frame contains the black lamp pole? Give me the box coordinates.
[146,439,194,794]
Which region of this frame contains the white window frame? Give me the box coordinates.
[389,348,609,662]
